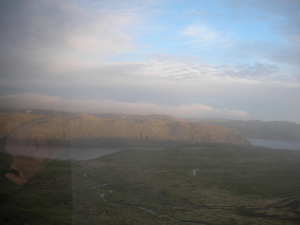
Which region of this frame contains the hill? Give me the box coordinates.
[1,143,300,224]
[1,111,250,146]
[0,112,43,144]
[187,118,300,142]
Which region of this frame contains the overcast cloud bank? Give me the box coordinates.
[0,0,299,122]
[0,94,250,119]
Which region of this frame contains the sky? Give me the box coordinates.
[0,0,299,123]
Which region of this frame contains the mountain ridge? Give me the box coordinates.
[186,118,300,142]
[1,111,251,146]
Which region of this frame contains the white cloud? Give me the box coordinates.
[182,25,222,43]
[0,94,251,119]
[0,0,137,77]
[139,56,283,82]
[1,56,294,102]
[0,1,299,123]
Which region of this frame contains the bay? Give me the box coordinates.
[0,145,165,161]
[250,138,300,150]
[57,146,128,160]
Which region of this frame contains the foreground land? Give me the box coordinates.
[1,143,300,225]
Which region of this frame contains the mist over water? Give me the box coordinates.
[250,139,300,150]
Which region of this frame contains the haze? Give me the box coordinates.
[0,0,299,123]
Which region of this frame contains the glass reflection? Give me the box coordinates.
[5,139,67,186]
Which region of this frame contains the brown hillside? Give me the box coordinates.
[92,113,188,123]
[4,112,251,146]
[0,113,43,143]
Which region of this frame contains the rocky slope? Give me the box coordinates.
[1,111,251,146]
[0,112,43,144]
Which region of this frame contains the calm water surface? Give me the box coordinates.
[61,146,166,161]
[0,145,165,161]
[250,138,300,150]
[2,139,299,162]
[58,146,129,160]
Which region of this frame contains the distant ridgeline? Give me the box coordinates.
[0,109,250,146]
[187,118,300,142]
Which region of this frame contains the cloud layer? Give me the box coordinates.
[0,0,136,81]
[0,0,299,123]
[0,94,250,119]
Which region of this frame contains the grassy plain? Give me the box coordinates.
[1,143,300,224]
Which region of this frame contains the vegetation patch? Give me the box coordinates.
[1,143,300,224]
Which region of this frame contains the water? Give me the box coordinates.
[61,146,166,160]
[0,145,164,161]
[2,139,299,162]
[250,138,300,150]
[57,146,127,160]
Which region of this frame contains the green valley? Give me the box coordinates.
[1,143,300,225]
